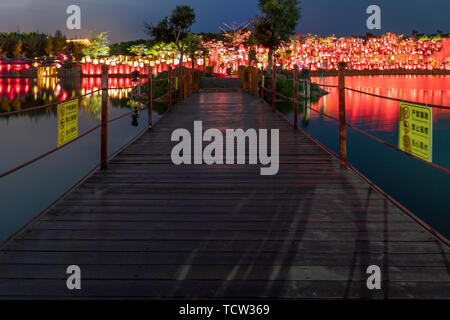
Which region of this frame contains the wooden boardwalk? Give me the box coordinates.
[0,91,449,299]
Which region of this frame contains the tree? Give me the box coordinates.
[245,35,259,66]
[67,42,86,61]
[82,32,110,58]
[183,33,202,68]
[111,39,153,56]
[129,44,148,56]
[252,0,301,71]
[147,42,177,61]
[12,39,22,57]
[145,5,196,72]
[44,38,53,56]
[53,30,67,54]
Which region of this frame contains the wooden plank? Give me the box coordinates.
[30,220,421,231]
[0,264,448,282]
[16,229,435,242]
[0,279,448,299]
[0,251,448,267]
[3,240,448,254]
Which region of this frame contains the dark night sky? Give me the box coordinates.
[0,0,449,42]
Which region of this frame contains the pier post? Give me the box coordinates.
[179,66,183,102]
[148,66,152,129]
[248,68,252,95]
[272,65,276,112]
[101,65,109,170]
[293,68,298,129]
[169,67,173,112]
[260,70,264,102]
[338,62,347,170]
[189,69,193,96]
[307,79,311,100]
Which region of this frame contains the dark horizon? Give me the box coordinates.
[0,0,449,43]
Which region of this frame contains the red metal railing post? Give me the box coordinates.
[148,66,153,129]
[338,62,347,170]
[169,66,173,112]
[245,66,253,94]
[293,68,298,129]
[260,69,264,102]
[179,66,183,102]
[272,64,276,112]
[101,65,109,170]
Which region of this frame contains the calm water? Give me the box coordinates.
[0,77,167,244]
[279,75,450,239]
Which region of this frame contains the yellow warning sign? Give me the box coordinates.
[57,99,78,147]
[398,102,432,162]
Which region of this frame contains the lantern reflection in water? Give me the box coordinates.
[0,75,139,115]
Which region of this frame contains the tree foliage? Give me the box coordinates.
[144,5,196,69]
[82,32,111,58]
[252,0,302,70]
[110,39,155,56]
[183,33,204,68]
[0,31,83,59]
[12,39,22,57]
[128,44,148,56]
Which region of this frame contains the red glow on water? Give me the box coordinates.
[310,75,450,132]
[0,79,31,99]
[0,63,31,73]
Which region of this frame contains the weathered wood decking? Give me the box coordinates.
[0,91,449,299]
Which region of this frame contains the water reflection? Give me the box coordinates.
[311,75,450,132]
[0,76,166,244]
[278,74,450,238]
[0,76,147,116]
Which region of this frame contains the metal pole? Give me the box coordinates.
[260,70,264,102]
[101,65,109,170]
[272,65,276,112]
[307,79,311,100]
[189,69,193,96]
[248,68,252,94]
[252,68,256,96]
[293,68,298,129]
[148,66,153,129]
[169,67,173,112]
[338,62,347,170]
[188,68,191,96]
[179,66,183,102]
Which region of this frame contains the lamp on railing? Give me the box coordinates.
[131,108,140,127]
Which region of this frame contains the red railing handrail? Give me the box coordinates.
[0,66,192,179]
[0,124,101,179]
[252,64,450,246]
[0,89,104,117]
[256,65,450,175]
[310,82,450,110]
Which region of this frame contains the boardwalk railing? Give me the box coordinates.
[242,63,450,245]
[244,63,450,175]
[0,65,198,248]
[1,63,448,247]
